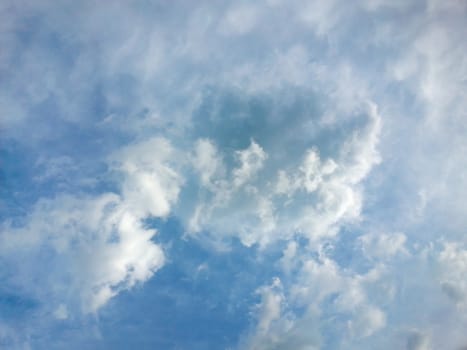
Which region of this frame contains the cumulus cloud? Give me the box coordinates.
[112,137,183,218]
[0,136,185,315]
[183,102,382,248]
[1,0,467,349]
[0,193,165,314]
[348,305,386,338]
[254,277,284,335]
[245,253,388,349]
[192,138,225,189]
[232,140,267,188]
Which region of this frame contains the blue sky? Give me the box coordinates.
[1,1,467,349]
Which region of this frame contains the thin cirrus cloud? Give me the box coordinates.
[0,0,466,349]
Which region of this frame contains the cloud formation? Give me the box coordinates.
[0,0,466,349]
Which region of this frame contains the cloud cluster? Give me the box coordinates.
[1,0,467,349]
[0,137,183,315]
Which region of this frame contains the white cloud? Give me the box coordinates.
[219,4,259,36]
[275,148,338,196]
[245,253,388,349]
[347,305,386,338]
[192,138,225,189]
[255,277,284,335]
[185,100,382,248]
[298,0,344,37]
[0,137,185,314]
[112,137,183,218]
[0,193,165,314]
[245,278,301,350]
[1,0,467,348]
[359,232,408,260]
[279,241,298,273]
[233,140,267,188]
[438,242,467,307]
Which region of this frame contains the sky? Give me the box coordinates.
[0,0,466,349]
